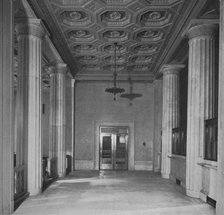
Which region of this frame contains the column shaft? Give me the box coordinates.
[161,65,184,178]
[0,0,14,213]
[217,0,224,213]
[186,24,217,198]
[16,20,44,195]
[153,79,163,172]
[49,64,66,177]
[71,79,75,171]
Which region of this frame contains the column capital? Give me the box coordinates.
[48,62,67,75]
[183,19,218,39]
[160,64,185,76]
[15,18,46,39]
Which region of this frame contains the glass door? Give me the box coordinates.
[100,127,128,170]
[114,134,128,170]
[100,135,113,170]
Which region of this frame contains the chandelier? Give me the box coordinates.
[105,43,125,100]
[120,72,142,106]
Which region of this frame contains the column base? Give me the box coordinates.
[161,173,170,179]
[217,203,224,215]
[199,191,207,202]
[29,187,42,196]
[58,172,66,178]
[186,189,200,198]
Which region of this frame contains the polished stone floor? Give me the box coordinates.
[13,171,215,215]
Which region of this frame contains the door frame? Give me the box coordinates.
[94,121,135,170]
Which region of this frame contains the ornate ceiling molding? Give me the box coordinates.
[27,0,215,81]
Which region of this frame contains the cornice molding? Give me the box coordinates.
[43,36,63,63]
[75,73,154,82]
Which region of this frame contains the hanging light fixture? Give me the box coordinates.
[120,71,142,106]
[105,42,125,100]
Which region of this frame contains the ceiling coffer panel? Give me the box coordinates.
[43,0,185,78]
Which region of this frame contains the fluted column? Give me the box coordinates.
[185,22,217,198]
[217,1,224,213]
[160,64,184,178]
[153,79,163,172]
[15,19,45,195]
[49,63,66,177]
[71,79,75,171]
[0,0,14,213]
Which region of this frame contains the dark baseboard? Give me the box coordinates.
[14,192,29,211]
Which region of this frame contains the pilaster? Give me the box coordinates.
[15,18,45,195]
[217,0,224,213]
[160,64,184,179]
[0,0,14,213]
[153,79,163,172]
[71,79,75,171]
[185,22,218,198]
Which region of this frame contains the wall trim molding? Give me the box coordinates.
[134,161,153,171]
[75,160,94,170]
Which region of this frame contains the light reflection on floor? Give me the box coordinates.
[13,171,215,215]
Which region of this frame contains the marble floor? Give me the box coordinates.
[13,171,215,215]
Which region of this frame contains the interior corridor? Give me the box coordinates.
[13,171,215,215]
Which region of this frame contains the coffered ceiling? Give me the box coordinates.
[27,0,214,81]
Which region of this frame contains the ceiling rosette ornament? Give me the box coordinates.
[103,44,126,54]
[59,10,91,26]
[68,30,95,42]
[104,55,126,64]
[103,30,128,42]
[73,44,97,53]
[105,11,124,21]
[101,10,131,26]
[133,44,157,54]
[131,56,152,63]
[141,10,172,27]
[78,55,98,62]
[136,30,164,42]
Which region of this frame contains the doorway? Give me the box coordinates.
[100,126,128,170]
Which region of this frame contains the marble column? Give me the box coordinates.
[217,1,224,213]
[0,0,14,213]
[153,79,163,172]
[71,79,75,171]
[15,19,45,195]
[185,22,217,198]
[49,63,66,178]
[160,64,184,178]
